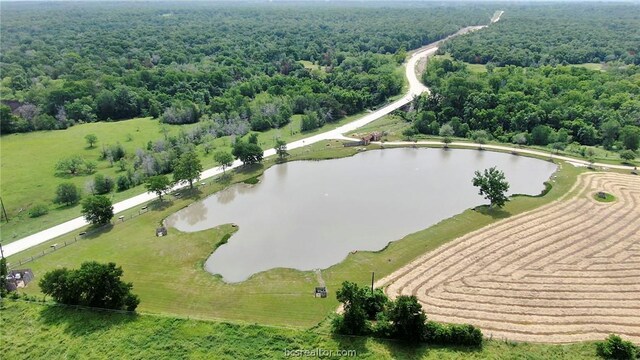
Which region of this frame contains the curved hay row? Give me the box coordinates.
[380,172,640,343]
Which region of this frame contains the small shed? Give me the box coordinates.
[156,226,168,237]
[5,269,34,292]
[314,286,328,298]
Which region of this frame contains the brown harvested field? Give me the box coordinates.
[379,172,640,343]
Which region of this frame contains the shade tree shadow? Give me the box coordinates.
[235,163,264,175]
[473,205,511,219]
[330,333,372,358]
[39,304,137,336]
[215,173,233,185]
[387,343,482,358]
[179,187,203,200]
[149,198,174,211]
[81,223,114,240]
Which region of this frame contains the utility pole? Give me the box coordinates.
[371,272,375,293]
[0,197,7,223]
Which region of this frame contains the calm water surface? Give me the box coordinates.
[165,148,557,282]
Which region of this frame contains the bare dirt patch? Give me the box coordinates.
[378,172,640,343]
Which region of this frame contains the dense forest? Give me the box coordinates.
[441,3,640,67]
[403,58,640,154]
[0,2,492,134]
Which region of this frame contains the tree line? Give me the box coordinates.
[400,57,639,160]
[0,2,493,134]
[332,281,483,346]
[441,3,640,67]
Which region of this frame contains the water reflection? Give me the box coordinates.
[184,201,207,226]
[166,148,558,283]
[217,186,238,204]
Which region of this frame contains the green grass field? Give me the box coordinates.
[7,141,583,329]
[0,300,600,360]
[0,117,193,241]
[432,53,605,74]
[0,109,376,243]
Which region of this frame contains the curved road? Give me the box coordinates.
[12,11,628,258]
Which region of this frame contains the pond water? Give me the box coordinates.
[165,148,558,282]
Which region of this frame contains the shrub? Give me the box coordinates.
[424,320,451,343]
[423,321,483,347]
[449,324,483,347]
[387,295,427,342]
[110,143,126,161]
[116,175,132,192]
[54,182,81,206]
[596,334,638,360]
[364,289,388,320]
[372,312,394,338]
[84,160,97,174]
[93,174,115,194]
[620,150,636,163]
[402,127,418,139]
[28,203,49,218]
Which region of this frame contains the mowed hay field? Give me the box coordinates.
[381,172,640,343]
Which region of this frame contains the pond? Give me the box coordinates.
[165,148,558,282]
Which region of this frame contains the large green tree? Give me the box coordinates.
[232,139,263,165]
[145,175,172,201]
[39,261,139,311]
[214,150,234,174]
[173,151,203,189]
[274,139,289,162]
[81,195,114,225]
[332,281,369,336]
[472,167,510,208]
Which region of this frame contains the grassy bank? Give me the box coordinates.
[0,300,600,359]
[8,140,582,328]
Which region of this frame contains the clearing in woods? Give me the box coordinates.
[380,172,640,343]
